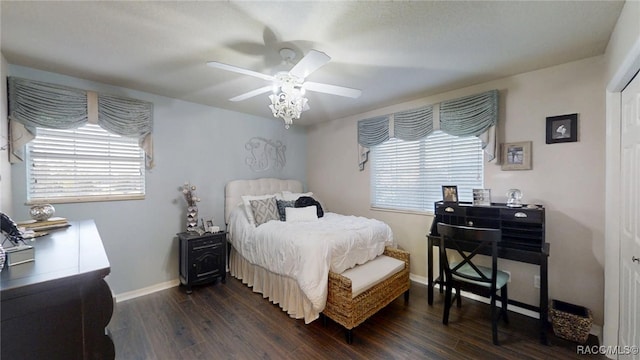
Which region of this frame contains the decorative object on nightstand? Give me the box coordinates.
[180,182,201,233]
[29,203,55,221]
[178,231,226,294]
[205,219,220,233]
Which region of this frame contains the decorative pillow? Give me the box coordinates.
[285,206,318,222]
[241,194,277,226]
[249,197,279,226]
[281,191,314,201]
[294,196,324,218]
[276,199,296,221]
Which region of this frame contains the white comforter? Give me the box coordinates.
[228,206,395,312]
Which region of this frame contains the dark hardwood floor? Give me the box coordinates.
[108,275,603,359]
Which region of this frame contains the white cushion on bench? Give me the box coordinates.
[341,255,405,298]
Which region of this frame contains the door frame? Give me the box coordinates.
[604,36,640,354]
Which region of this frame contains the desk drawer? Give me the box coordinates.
[500,208,542,223]
[435,205,466,216]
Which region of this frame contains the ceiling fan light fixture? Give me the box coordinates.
[268,72,309,129]
[269,90,308,129]
[207,48,360,129]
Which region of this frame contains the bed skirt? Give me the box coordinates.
[229,247,320,323]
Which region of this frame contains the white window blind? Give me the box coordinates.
[371,130,483,212]
[26,124,145,203]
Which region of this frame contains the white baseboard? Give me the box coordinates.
[114,279,180,303]
[409,273,427,284]
[590,323,602,343]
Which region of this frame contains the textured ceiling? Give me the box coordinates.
[0,1,624,126]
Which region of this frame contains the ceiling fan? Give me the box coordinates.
[207,48,362,128]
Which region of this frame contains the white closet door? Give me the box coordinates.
[620,71,640,359]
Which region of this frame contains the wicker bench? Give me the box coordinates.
[323,247,411,343]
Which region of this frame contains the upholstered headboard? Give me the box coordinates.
[225,178,303,224]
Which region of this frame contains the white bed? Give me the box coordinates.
[225,178,395,323]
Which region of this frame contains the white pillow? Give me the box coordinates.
[285,206,318,222]
[241,194,277,226]
[281,191,314,201]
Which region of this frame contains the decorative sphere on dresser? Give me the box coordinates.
[29,204,55,221]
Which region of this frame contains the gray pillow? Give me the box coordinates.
[250,197,279,226]
[276,199,296,221]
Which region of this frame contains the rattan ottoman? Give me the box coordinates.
[323,246,410,343]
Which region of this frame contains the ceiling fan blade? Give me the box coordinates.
[207,61,274,81]
[229,86,273,102]
[289,50,331,79]
[304,82,362,98]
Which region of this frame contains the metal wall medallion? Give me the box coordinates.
[245,137,286,172]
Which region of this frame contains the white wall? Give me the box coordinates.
[6,65,308,296]
[0,54,11,214]
[307,56,606,325]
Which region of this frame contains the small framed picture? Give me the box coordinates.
[501,141,532,171]
[473,189,492,206]
[442,185,458,203]
[546,113,578,144]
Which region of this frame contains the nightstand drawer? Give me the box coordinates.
[190,236,223,249]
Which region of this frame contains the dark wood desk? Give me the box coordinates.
[1,220,115,359]
[427,202,550,345]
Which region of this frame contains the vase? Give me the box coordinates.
[30,203,55,221]
[187,205,199,232]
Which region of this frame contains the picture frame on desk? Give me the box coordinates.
[441,185,458,203]
[473,189,492,206]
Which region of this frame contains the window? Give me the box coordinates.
[26,124,145,203]
[370,130,483,213]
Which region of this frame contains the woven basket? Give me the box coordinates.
[550,299,593,344]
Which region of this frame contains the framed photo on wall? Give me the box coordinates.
[501,141,532,170]
[442,185,458,203]
[546,113,578,144]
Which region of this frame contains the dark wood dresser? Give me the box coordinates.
[1,220,114,359]
[178,231,226,294]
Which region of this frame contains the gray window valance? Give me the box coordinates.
[357,105,435,170]
[393,106,434,141]
[357,116,390,148]
[8,77,154,168]
[440,89,498,137]
[357,90,498,170]
[98,93,153,138]
[8,77,88,131]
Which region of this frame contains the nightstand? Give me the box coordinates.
[177,231,226,294]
